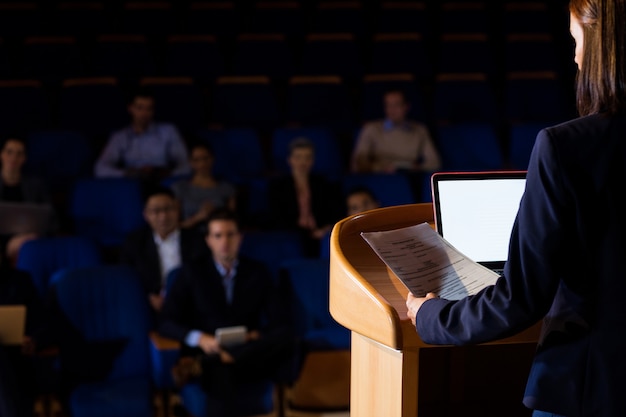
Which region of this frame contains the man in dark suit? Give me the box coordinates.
[158,207,293,417]
[120,185,207,317]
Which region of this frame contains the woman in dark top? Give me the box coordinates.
[0,137,56,263]
[267,137,343,257]
[407,1,626,415]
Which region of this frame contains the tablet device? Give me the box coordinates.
[0,202,54,235]
[215,325,247,348]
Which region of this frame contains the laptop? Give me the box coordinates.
[0,305,26,345]
[0,201,54,235]
[431,170,527,274]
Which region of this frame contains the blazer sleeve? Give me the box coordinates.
[416,127,567,345]
[158,264,196,342]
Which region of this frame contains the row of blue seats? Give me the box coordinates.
[21,122,554,202]
[2,73,575,168]
[20,250,348,417]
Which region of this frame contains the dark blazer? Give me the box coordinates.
[158,255,288,347]
[119,226,208,295]
[267,173,343,231]
[416,113,626,416]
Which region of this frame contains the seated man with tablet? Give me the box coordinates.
[158,208,295,416]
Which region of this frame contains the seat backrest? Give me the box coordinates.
[270,126,343,181]
[58,77,127,143]
[120,1,173,38]
[309,1,366,38]
[245,2,304,38]
[163,34,225,84]
[342,173,416,208]
[501,1,553,35]
[210,75,283,129]
[279,257,350,349]
[436,122,504,171]
[286,75,355,132]
[69,177,146,248]
[239,230,304,284]
[16,235,103,299]
[24,130,95,194]
[436,33,496,77]
[503,71,574,124]
[139,76,208,135]
[438,1,491,35]
[195,127,267,184]
[50,265,152,382]
[21,36,85,84]
[374,2,432,38]
[299,33,363,81]
[181,1,240,38]
[504,33,562,75]
[91,34,157,84]
[0,3,43,41]
[0,79,51,138]
[52,2,112,38]
[368,33,433,81]
[232,33,295,81]
[433,72,499,125]
[507,121,550,170]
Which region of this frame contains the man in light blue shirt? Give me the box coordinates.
[94,87,191,183]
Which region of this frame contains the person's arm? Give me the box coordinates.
[414,124,442,172]
[166,125,192,176]
[351,124,376,173]
[180,201,213,229]
[94,132,126,177]
[413,129,566,346]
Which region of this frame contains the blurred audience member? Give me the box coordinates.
[159,208,293,417]
[170,142,236,234]
[319,186,382,259]
[94,87,191,185]
[351,89,441,200]
[120,185,206,320]
[346,186,381,216]
[0,137,57,263]
[268,137,343,257]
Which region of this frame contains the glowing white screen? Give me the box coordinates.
[435,177,526,264]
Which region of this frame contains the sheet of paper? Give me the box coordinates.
[361,222,500,300]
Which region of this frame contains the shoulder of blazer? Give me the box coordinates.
[236,256,272,282]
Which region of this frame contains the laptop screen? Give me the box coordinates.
[431,171,527,271]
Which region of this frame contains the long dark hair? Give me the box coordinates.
[570,0,626,116]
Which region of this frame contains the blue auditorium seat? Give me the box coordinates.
[68,177,146,249]
[49,265,154,417]
[436,122,505,171]
[270,126,344,181]
[342,173,416,207]
[195,127,267,185]
[15,235,102,299]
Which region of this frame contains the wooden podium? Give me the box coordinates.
[328,203,540,417]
